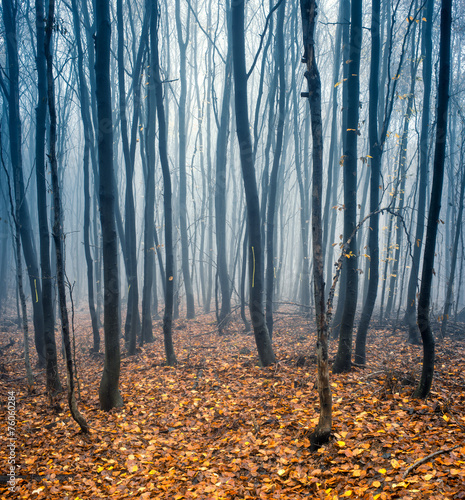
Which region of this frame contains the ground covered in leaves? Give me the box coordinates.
[1,308,465,499]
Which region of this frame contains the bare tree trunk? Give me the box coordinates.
[232,0,275,366]
[332,0,362,374]
[415,0,451,399]
[215,1,232,330]
[34,0,62,392]
[70,0,100,353]
[265,0,286,340]
[175,0,195,319]
[0,132,33,388]
[95,0,123,411]
[45,0,88,431]
[152,0,177,366]
[405,0,433,344]
[301,0,331,448]
[2,0,46,368]
[441,157,465,337]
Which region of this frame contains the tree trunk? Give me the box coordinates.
[266,0,286,340]
[354,0,381,365]
[70,0,100,353]
[301,0,332,448]
[215,3,232,330]
[415,0,451,399]
[152,0,177,366]
[441,160,465,337]
[117,0,142,355]
[2,0,46,368]
[405,0,433,344]
[95,0,123,411]
[35,0,62,392]
[45,0,89,431]
[232,0,275,366]
[175,0,195,319]
[332,0,362,374]
[0,131,34,387]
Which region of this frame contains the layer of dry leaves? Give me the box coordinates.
[0,307,464,499]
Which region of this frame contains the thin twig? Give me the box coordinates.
[402,445,459,479]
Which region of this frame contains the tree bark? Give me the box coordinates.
[2,0,46,368]
[265,0,286,340]
[405,0,433,344]
[45,0,88,431]
[35,0,62,392]
[95,0,123,411]
[232,0,275,366]
[175,0,195,319]
[301,0,332,448]
[70,0,100,353]
[152,0,177,366]
[415,0,451,399]
[332,0,362,373]
[215,3,232,330]
[354,0,380,365]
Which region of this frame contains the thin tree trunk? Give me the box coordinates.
[35,0,61,392]
[215,2,232,330]
[232,0,275,366]
[332,0,362,374]
[95,0,123,411]
[441,160,465,337]
[2,0,46,368]
[415,0,451,399]
[152,0,177,366]
[266,0,286,340]
[405,0,433,344]
[301,0,331,447]
[70,0,100,352]
[175,0,195,319]
[45,0,88,431]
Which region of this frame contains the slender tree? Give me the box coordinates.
[69,0,100,352]
[175,0,195,319]
[2,0,46,368]
[265,0,286,339]
[441,138,465,337]
[45,0,88,431]
[232,0,276,366]
[35,0,61,392]
[152,0,177,366]
[95,0,123,410]
[301,0,331,448]
[405,0,434,344]
[415,0,452,399]
[332,0,362,373]
[215,1,233,330]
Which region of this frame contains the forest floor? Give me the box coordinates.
[0,308,464,499]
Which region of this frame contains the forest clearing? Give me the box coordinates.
[1,311,464,499]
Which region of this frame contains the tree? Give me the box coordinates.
[415,0,452,399]
[35,0,62,393]
[265,0,286,340]
[232,0,276,367]
[152,0,177,366]
[441,134,465,337]
[95,0,123,411]
[301,0,331,448]
[2,0,46,368]
[405,0,434,344]
[175,0,195,319]
[332,0,362,374]
[45,0,88,431]
[117,0,143,354]
[215,1,233,331]
[69,0,100,353]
